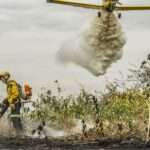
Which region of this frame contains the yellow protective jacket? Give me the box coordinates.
[7,80,20,104]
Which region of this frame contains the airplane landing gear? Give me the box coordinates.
[118,13,122,19]
[98,11,101,18]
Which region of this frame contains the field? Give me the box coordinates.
[1,58,150,149]
[1,136,150,150]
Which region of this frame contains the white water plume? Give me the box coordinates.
[57,11,126,76]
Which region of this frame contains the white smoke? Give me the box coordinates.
[0,116,12,137]
[57,11,126,76]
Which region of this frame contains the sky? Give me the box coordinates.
[0,0,150,96]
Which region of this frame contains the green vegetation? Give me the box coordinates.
[29,85,100,130]
[27,55,150,141]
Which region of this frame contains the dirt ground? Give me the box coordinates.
[0,136,150,150]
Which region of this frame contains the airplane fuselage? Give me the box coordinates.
[103,0,118,12]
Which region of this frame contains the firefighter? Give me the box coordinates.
[0,71,32,133]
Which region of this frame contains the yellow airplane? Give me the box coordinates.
[47,0,150,12]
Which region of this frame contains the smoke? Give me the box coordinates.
[57,11,126,76]
[0,115,16,137]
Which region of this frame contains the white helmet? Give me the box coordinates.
[0,71,10,79]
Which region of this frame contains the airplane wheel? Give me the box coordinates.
[118,13,122,19]
[98,12,101,18]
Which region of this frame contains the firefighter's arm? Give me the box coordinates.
[7,85,19,104]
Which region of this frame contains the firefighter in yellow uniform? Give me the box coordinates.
[0,72,32,132]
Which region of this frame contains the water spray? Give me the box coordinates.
[48,0,150,76]
[57,10,126,76]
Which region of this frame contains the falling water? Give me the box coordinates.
[57,10,126,76]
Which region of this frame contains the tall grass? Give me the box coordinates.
[28,55,150,141]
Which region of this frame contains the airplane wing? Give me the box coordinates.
[47,0,103,9]
[47,0,150,11]
[116,5,150,11]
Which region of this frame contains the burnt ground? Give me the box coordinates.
[1,137,150,150]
